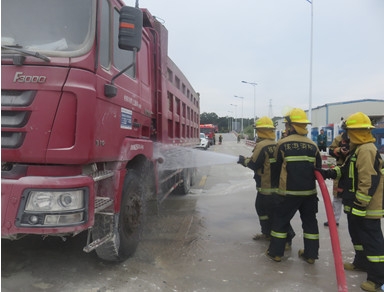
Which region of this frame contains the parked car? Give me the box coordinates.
[196,133,209,150]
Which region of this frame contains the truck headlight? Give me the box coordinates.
[26,190,84,212]
[17,188,88,227]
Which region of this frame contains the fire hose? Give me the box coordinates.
[314,169,348,292]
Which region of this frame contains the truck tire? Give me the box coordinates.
[93,170,143,262]
[175,168,191,195]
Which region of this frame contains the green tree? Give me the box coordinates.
[217,116,230,132]
[200,112,219,125]
[200,112,279,135]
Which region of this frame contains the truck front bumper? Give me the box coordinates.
[2,175,94,239]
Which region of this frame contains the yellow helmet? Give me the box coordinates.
[284,108,311,124]
[345,112,375,129]
[255,116,275,129]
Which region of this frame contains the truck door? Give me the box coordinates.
[95,1,152,155]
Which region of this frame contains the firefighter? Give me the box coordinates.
[266,108,322,263]
[321,112,384,292]
[219,134,223,144]
[317,129,327,152]
[238,117,277,240]
[323,124,350,227]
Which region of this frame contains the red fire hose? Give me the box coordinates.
[314,170,348,292]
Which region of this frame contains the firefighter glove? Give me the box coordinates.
[316,168,337,180]
[237,155,247,167]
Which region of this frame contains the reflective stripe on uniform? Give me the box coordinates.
[303,233,319,240]
[285,156,316,163]
[348,155,356,193]
[257,187,278,194]
[278,189,317,196]
[366,209,384,217]
[351,208,366,217]
[356,191,371,204]
[271,230,287,239]
[259,215,269,221]
[354,244,364,251]
[367,255,384,263]
[334,166,342,180]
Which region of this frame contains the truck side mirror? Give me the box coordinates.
[118,6,143,51]
[105,6,143,98]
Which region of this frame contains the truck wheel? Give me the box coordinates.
[93,170,143,262]
[175,168,191,195]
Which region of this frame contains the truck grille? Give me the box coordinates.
[1,90,36,149]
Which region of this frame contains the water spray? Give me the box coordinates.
[153,143,238,171]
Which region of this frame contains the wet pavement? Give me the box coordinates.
[2,133,382,291]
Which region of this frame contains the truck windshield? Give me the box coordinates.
[200,128,213,135]
[1,0,95,57]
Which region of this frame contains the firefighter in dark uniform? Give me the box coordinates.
[323,126,350,227]
[266,108,322,263]
[322,112,384,292]
[238,117,295,245]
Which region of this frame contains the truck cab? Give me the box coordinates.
[2,0,200,261]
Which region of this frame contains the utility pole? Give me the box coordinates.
[230,104,238,132]
[306,0,314,139]
[234,95,244,133]
[241,81,257,137]
[268,99,273,118]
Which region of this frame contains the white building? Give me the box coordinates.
[274,99,384,150]
[310,99,384,130]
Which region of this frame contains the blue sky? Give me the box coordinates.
[133,0,384,119]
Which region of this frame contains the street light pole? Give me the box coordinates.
[308,0,313,138]
[234,95,244,133]
[227,111,233,132]
[230,104,238,132]
[241,81,257,137]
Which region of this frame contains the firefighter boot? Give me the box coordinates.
[344,262,365,272]
[298,249,315,264]
[265,250,281,262]
[360,280,382,292]
[253,233,271,241]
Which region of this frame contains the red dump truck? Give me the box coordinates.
[200,124,216,145]
[1,0,200,262]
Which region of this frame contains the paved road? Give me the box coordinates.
[2,133,378,291]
